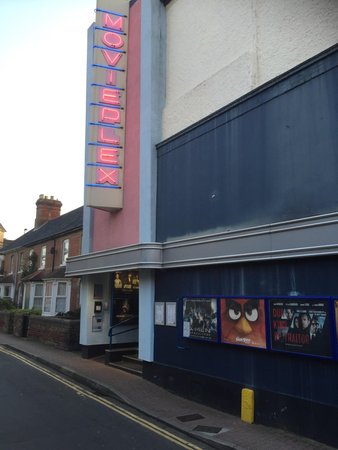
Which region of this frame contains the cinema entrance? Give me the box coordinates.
[106,270,140,364]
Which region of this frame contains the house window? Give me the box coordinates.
[10,255,15,274]
[55,282,67,313]
[33,283,43,310]
[40,246,47,269]
[43,281,53,313]
[18,252,24,272]
[28,249,36,272]
[23,284,30,309]
[61,239,69,265]
[4,285,11,298]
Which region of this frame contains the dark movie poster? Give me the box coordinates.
[269,298,332,357]
[335,300,338,346]
[183,298,218,342]
[114,297,138,324]
[220,298,267,349]
[113,271,139,324]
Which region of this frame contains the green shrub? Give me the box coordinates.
[0,298,16,310]
[21,251,38,278]
[14,308,42,316]
[29,308,42,316]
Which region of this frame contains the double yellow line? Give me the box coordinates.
[0,345,203,450]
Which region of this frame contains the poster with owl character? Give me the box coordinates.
[220,298,267,349]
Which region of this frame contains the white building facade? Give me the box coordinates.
[67,1,338,445]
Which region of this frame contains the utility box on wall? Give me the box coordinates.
[92,315,103,332]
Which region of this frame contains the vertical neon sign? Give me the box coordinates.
[85,0,129,211]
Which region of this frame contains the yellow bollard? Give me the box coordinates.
[241,388,254,424]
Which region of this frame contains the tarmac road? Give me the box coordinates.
[0,335,335,450]
[0,348,213,450]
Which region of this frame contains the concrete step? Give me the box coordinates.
[107,358,143,376]
[105,346,138,363]
[121,353,140,364]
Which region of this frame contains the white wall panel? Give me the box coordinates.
[163,0,338,138]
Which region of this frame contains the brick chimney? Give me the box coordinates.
[35,195,62,228]
[0,224,5,249]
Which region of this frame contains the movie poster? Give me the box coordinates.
[183,298,218,342]
[220,298,267,349]
[335,300,338,346]
[114,297,138,323]
[113,272,139,292]
[112,271,139,324]
[269,298,332,357]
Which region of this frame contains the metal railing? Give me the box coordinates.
[108,315,138,350]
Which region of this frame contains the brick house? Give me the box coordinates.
[0,223,6,249]
[0,195,83,315]
[0,224,6,294]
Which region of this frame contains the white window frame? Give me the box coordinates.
[28,249,35,271]
[39,246,47,269]
[43,281,53,314]
[4,285,13,299]
[61,239,69,266]
[41,280,71,316]
[55,281,68,313]
[32,283,44,310]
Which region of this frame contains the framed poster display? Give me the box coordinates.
[220,298,267,349]
[269,298,333,357]
[334,299,338,351]
[166,302,177,327]
[182,297,218,342]
[115,297,138,322]
[155,302,165,325]
[112,271,139,325]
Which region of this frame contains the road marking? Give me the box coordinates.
[0,346,203,450]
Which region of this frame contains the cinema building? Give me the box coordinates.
[66,1,338,445]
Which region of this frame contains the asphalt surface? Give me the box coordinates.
[0,333,336,450]
[0,349,206,450]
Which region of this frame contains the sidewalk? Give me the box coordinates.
[0,333,334,450]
